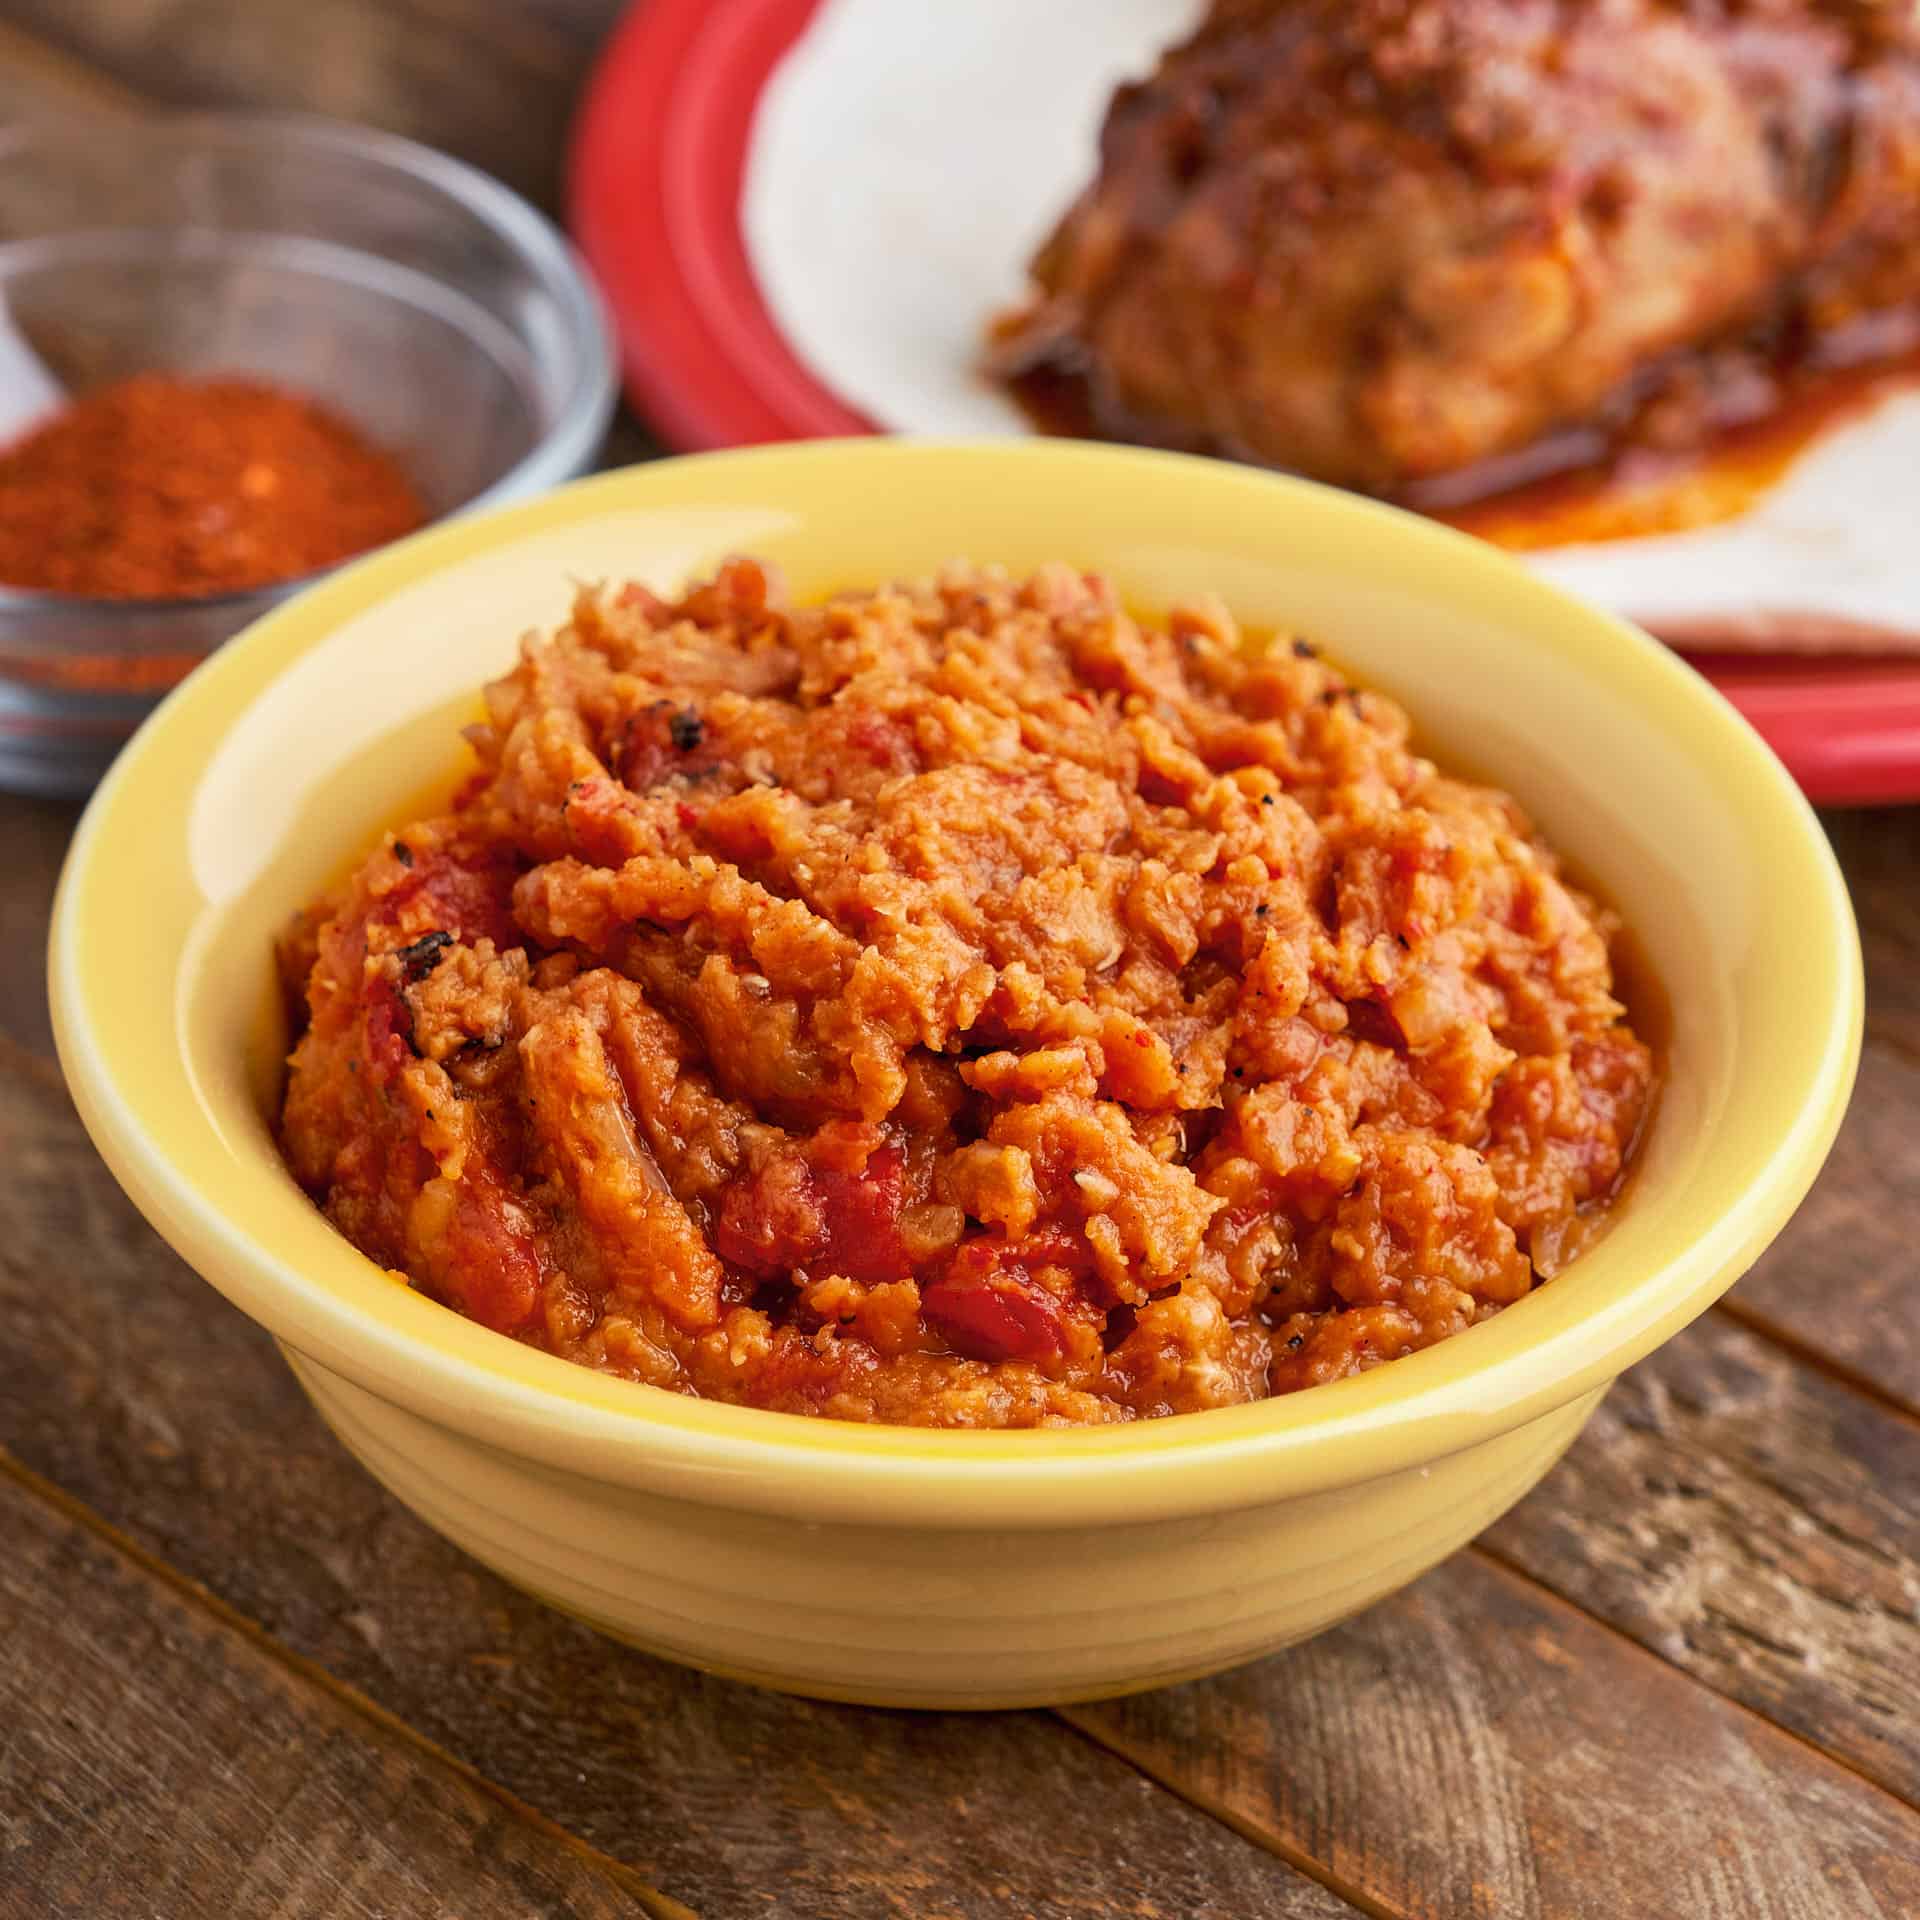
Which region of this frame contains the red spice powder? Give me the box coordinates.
[0,373,429,601]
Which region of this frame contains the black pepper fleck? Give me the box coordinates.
[396,929,454,982]
[669,706,705,751]
[1291,639,1317,659]
[392,841,413,868]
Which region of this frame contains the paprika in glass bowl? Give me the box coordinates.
[0,113,615,796]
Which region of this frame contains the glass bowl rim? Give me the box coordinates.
[0,108,617,620]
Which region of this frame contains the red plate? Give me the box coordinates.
[569,0,1920,805]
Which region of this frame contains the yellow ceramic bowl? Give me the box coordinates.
[51,441,1859,1708]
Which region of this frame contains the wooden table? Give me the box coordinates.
[3,8,1918,1916]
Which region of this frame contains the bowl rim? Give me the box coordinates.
[49,439,1863,1529]
[0,108,616,620]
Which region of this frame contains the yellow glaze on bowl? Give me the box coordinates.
[50,441,1861,1707]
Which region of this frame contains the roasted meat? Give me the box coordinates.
[996,0,1920,495]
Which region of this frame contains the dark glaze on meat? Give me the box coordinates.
[994,0,1920,495]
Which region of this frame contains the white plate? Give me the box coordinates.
[745,0,1920,648]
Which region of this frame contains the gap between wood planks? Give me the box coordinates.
[1462,1535,1920,1819]
[0,1391,1336,1920]
[0,15,146,121]
[0,1425,1416,1920]
[1047,1711,1403,1920]
[0,1444,698,1920]
[1715,1293,1920,1435]
[7,1016,1919,1905]
[1061,1545,1920,1920]
[8,1361,1916,1920]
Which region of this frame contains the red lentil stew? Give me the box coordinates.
[277,561,1653,1427]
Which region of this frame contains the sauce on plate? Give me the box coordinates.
[1000,329,1920,553]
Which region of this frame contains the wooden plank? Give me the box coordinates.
[6,0,623,211]
[1070,1550,1920,1920]
[0,797,79,1061]
[1721,1042,1920,1418]
[490,0,634,52]
[1823,807,1920,1055]
[0,1461,666,1920]
[0,1042,1352,1920]
[0,16,146,122]
[1483,1312,1920,1804]
[1699,807,1920,1415]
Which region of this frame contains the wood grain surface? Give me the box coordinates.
[1484,1313,1920,1804]
[1071,1552,1920,1920]
[0,796,73,1060]
[1727,811,1920,1416]
[0,1462,669,1920]
[12,997,1918,1917]
[2,5,1918,1917]
[0,0,624,205]
[0,1033,1350,1920]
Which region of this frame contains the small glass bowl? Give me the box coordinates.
[0,113,616,795]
